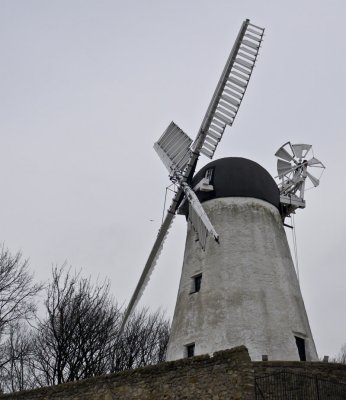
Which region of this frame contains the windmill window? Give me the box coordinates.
[295,336,306,361]
[205,168,214,183]
[185,343,195,358]
[190,274,202,293]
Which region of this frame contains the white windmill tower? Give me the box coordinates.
[121,19,325,362]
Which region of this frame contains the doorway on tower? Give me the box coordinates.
[294,336,306,361]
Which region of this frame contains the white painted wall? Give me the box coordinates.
[166,197,318,361]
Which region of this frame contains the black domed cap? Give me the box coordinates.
[183,157,279,212]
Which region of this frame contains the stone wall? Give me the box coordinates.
[2,347,346,400]
[0,346,255,400]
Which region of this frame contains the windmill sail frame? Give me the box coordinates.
[120,19,265,330]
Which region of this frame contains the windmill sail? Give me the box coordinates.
[308,157,324,167]
[120,210,176,331]
[277,159,293,177]
[306,171,319,187]
[275,142,296,163]
[188,204,208,249]
[181,182,219,249]
[291,144,312,159]
[154,122,192,174]
[193,20,264,160]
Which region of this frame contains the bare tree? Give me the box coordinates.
[0,246,41,332]
[110,308,170,372]
[0,323,34,393]
[0,262,170,391]
[30,266,170,386]
[31,266,120,386]
[0,246,42,392]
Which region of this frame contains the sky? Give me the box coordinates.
[1,0,345,359]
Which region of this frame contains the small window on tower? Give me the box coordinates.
[186,343,195,358]
[190,274,202,293]
[205,168,214,183]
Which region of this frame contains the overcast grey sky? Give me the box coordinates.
[1,0,345,359]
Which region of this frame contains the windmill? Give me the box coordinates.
[121,19,325,362]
